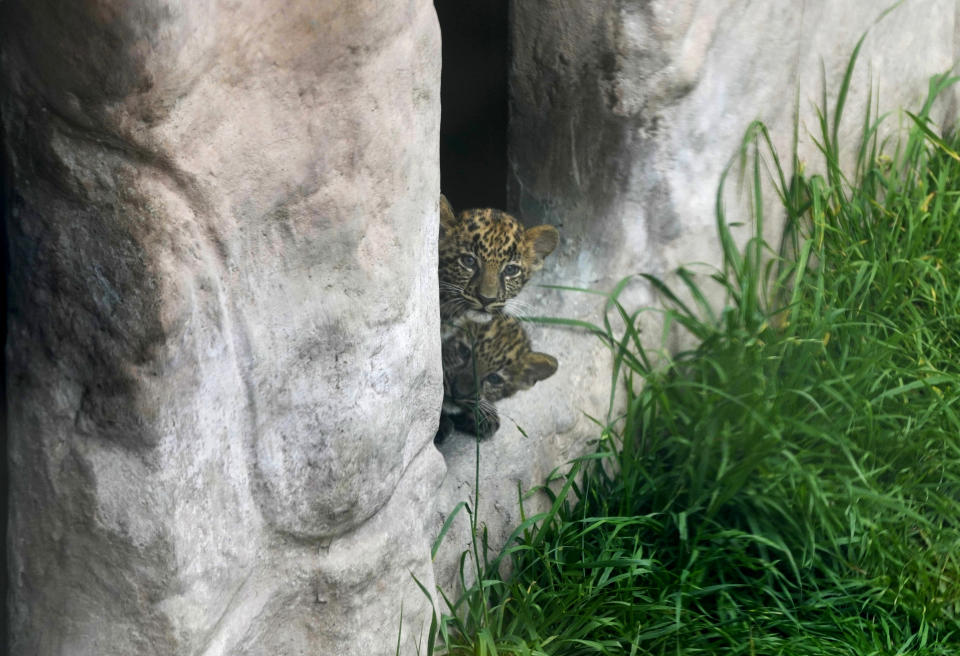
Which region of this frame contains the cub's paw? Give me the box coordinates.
[435,414,455,444]
[450,409,500,440]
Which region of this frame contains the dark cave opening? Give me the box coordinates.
[433,0,509,212]
[1,107,9,655]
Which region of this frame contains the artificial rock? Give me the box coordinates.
[4,0,443,653]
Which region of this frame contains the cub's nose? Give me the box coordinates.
[476,293,497,306]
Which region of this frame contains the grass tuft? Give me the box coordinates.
[425,57,960,655]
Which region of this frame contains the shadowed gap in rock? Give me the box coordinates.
[1,101,10,656]
[434,0,509,211]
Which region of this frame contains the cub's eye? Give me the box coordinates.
[456,343,471,360]
[502,263,522,277]
[459,254,478,269]
[484,372,504,385]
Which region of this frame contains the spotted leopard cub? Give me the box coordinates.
[437,315,558,441]
[439,195,559,323]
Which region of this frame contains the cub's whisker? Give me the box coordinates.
[504,297,541,320]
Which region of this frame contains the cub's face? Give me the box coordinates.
[439,195,559,322]
[442,316,558,409]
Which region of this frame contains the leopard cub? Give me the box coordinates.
[438,315,558,441]
[439,195,559,322]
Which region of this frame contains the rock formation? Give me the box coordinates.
[4,0,443,653]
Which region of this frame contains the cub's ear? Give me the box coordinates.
[524,225,560,269]
[520,352,558,386]
[439,194,457,238]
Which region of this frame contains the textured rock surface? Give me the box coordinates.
[433,0,960,594]
[4,0,443,653]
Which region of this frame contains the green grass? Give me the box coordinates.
[421,50,960,655]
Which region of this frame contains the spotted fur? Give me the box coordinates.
[438,315,558,440]
[439,194,559,322]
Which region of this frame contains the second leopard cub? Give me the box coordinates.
[438,315,558,440]
[439,195,559,322]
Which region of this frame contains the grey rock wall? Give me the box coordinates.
[4,0,443,654]
[433,0,960,596]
